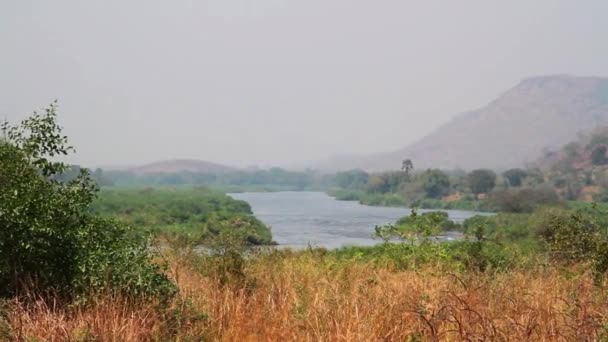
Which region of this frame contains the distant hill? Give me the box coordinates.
[318,75,608,171]
[130,159,237,174]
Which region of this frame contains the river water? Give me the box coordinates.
[229,191,490,249]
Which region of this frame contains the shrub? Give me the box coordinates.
[538,205,608,281]
[396,211,461,232]
[0,103,175,300]
[485,187,561,213]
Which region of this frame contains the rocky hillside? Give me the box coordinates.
[319,75,608,171]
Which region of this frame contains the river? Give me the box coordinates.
[229,191,490,249]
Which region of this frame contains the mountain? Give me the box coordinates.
[318,75,608,172]
[130,159,238,174]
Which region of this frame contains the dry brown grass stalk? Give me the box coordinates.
[4,252,608,341]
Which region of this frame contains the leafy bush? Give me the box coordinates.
[330,190,406,207]
[396,211,461,232]
[537,205,608,281]
[0,103,175,299]
[465,213,534,243]
[462,215,496,235]
[485,187,561,213]
[376,209,448,242]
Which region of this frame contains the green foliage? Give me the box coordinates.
[485,187,561,213]
[422,169,450,198]
[462,215,496,235]
[54,165,114,186]
[538,205,608,280]
[395,211,460,232]
[334,170,369,190]
[91,187,274,245]
[375,209,451,242]
[463,213,538,246]
[502,168,527,187]
[333,236,520,273]
[330,189,407,207]
[0,103,174,299]
[202,229,255,288]
[106,167,319,190]
[468,169,497,196]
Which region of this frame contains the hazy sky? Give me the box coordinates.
[2,1,607,168]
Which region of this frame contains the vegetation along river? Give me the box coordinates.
[229,191,490,249]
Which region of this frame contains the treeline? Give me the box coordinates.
[329,127,608,212]
[330,166,560,212]
[53,165,114,186]
[103,167,330,190]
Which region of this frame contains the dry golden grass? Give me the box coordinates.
[4,251,608,341]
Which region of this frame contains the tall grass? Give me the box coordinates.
[5,249,608,341]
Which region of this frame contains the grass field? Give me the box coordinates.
[5,247,608,341]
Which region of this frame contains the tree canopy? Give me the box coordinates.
[503,168,528,187]
[468,169,497,196]
[0,103,174,299]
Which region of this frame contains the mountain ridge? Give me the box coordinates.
[315,75,608,172]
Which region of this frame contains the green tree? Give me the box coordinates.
[0,102,174,299]
[334,169,369,190]
[366,175,387,193]
[468,169,497,198]
[422,169,450,199]
[502,168,527,187]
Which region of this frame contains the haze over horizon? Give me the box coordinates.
[2,1,608,169]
